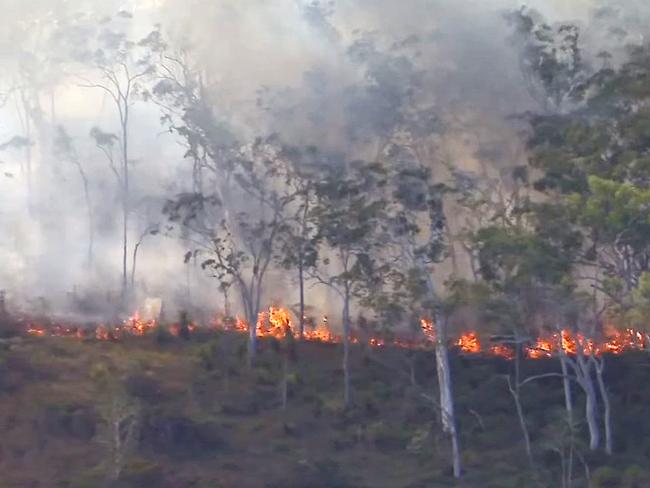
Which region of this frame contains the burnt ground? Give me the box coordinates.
[0,330,649,488]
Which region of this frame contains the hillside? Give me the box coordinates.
[0,330,649,488]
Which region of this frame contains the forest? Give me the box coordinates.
[1,1,650,487]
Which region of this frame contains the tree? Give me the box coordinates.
[54,126,95,267]
[165,137,297,365]
[311,159,390,406]
[275,146,322,339]
[506,6,588,114]
[79,17,161,303]
[91,363,140,482]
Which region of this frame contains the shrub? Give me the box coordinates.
[124,373,164,403]
[140,414,225,457]
[622,465,650,488]
[196,337,220,371]
[592,466,622,488]
[119,458,165,487]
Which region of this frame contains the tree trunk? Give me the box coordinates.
[576,355,600,451]
[559,352,574,422]
[593,357,612,455]
[121,109,129,305]
[131,242,140,288]
[510,341,534,469]
[298,262,305,340]
[248,313,257,367]
[342,288,351,407]
[435,314,461,478]
[245,297,258,367]
[281,354,289,410]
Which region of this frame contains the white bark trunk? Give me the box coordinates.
[593,357,612,455]
[435,315,461,478]
[576,355,600,451]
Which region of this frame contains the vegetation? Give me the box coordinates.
[0,333,647,488]
[1,2,650,487]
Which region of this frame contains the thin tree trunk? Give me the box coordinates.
[72,161,94,268]
[298,262,305,340]
[342,288,351,407]
[121,108,129,305]
[509,379,534,467]
[508,342,534,469]
[558,349,575,485]
[435,314,461,478]
[559,352,574,422]
[577,355,600,451]
[131,241,140,288]
[281,354,288,410]
[247,302,257,367]
[593,357,612,455]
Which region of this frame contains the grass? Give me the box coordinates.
[0,331,647,487]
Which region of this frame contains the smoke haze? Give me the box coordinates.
[0,0,648,320]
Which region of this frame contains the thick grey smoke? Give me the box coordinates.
[0,0,647,319]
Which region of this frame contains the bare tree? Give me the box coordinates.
[91,363,140,482]
[54,126,95,267]
[79,20,160,302]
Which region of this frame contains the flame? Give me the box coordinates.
[456,332,481,353]
[27,325,46,337]
[490,344,515,360]
[124,311,156,336]
[19,306,649,360]
[420,319,436,343]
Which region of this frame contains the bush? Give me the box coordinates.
[140,414,225,457]
[592,466,622,488]
[196,337,220,371]
[622,465,650,488]
[119,458,165,487]
[41,404,97,441]
[365,420,408,450]
[154,324,173,345]
[124,373,164,403]
[266,459,363,488]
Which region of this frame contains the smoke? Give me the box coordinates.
[0,0,648,319]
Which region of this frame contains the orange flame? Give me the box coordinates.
[456,332,481,353]
[20,307,649,360]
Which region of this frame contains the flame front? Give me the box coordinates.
[20,307,649,359]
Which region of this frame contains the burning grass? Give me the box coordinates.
[20,307,650,361]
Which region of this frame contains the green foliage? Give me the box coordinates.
[196,337,221,371]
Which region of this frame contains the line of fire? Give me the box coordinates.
[19,304,649,360]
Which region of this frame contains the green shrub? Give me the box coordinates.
[196,337,221,371]
[365,420,407,450]
[622,465,650,488]
[592,466,622,488]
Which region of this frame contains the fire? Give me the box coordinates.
[27,325,46,337]
[527,337,554,359]
[123,311,156,336]
[603,328,646,354]
[257,306,292,339]
[420,319,436,342]
[20,306,650,360]
[490,344,515,360]
[95,325,109,341]
[456,332,481,353]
